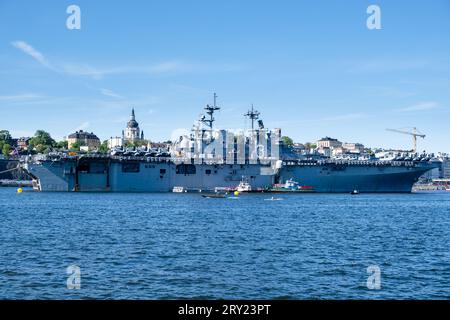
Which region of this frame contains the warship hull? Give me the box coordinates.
[23,156,437,193]
[279,161,434,193]
[24,157,274,192]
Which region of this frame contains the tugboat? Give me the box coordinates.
[270,178,315,193]
[172,186,187,193]
[236,177,252,192]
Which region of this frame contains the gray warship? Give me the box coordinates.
[22,97,438,193]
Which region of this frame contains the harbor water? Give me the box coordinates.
[0,188,449,299]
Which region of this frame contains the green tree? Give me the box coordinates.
[2,143,11,157]
[134,139,149,148]
[29,130,56,153]
[99,140,109,153]
[70,142,81,151]
[0,130,11,142]
[304,142,317,150]
[30,130,55,147]
[56,140,68,150]
[281,136,294,147]
[35,144,47,154]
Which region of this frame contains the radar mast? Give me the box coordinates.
[201,93,220,130]
[244,104,260,130]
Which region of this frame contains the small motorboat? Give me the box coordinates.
[350,189,360,195]
[264,196,283,201]
[202,193,226,198]
[270,178,315,193]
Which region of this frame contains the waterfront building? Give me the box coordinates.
[317,137,342,156]
[342,142,365,154]
[332,146,344,156]
[108,136,123,149]
[320,147,332,157]
[317,137,342,149]
[67,130,101,151]
[17,137,31,151]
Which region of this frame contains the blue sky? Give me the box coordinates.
[0,0,449,152]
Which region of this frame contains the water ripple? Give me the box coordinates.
[1,189,450,299]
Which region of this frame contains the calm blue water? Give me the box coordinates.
[1,188,450,299]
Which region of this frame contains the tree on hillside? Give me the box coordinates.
[0,130,11,142]
[30,130,56,147]
[281,136,294,147]
[70,142,81,151]
[304,142,317,150]
[29,130,56,154]
[124,141,134,148]
[134,139,149,148]
[99,140,109,153]
[56,140,68,150]
[2,143,11,157]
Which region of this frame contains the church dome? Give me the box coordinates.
[127,119,139,128]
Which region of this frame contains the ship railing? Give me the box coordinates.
[283,159,418,167]
[26,154,421,167]
[112,156,171,163]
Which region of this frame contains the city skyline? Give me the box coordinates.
[1,0,449,153]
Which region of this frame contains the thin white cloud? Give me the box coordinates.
[62,64,125,79]
[145,61,184,73]
[11,41,52,69]
[0,93,43,102]
[11,40,243,80]
[100,89,123,99]
[61,60,237,79]
[398,101,439,112]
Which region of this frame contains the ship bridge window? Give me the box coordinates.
[176,164,196,175]
[122,162,140,173]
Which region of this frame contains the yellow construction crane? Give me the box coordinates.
[386,127,425,153]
